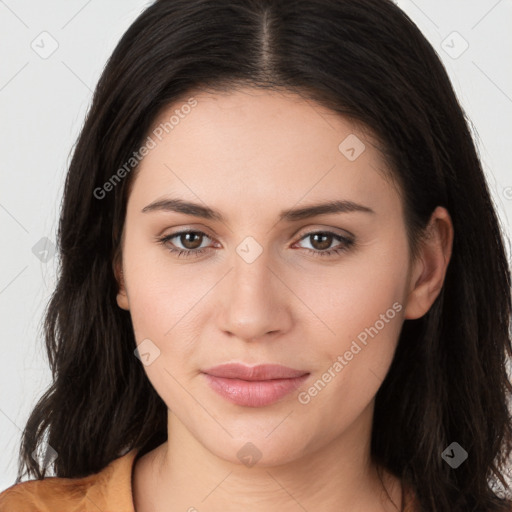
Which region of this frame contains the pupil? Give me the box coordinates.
[313,233,331,250]
[183,233,202,249]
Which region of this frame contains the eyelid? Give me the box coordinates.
[157,224,216,238]
[294,225,355,240]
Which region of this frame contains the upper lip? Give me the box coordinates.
[202,363,309,381]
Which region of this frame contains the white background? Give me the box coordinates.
[1,0,511,489]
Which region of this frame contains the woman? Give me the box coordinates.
[1,0,511,510]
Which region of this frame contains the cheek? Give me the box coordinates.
[127,268,207,352]
[123,256,208,407]
[297,236,409,345]
[292,237,408,405]
[294,292,404,442]
[121,231,211,360]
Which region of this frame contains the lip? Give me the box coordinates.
[202,363,310,407]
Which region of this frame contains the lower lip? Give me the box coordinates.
[203,373,310,407]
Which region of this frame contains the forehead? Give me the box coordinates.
[128,87,398,219]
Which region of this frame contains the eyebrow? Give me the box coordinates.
[141,198,375,222]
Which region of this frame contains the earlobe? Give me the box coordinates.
[404,206,453,320]
[117,288,130,311]
[114,263,130,311]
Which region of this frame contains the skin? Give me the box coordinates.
[115,87,453,512]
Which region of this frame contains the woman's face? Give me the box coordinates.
[117,87,418,466]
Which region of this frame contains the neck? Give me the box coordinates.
[133,401,403,512]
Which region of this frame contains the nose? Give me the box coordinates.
[216,249,293,342]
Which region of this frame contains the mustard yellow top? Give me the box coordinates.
[0,448,139,512]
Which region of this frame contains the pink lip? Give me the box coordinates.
[202,363,310,407]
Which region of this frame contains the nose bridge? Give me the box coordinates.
[232,245,271,298]
[232,240,277,306]
[217,241,288,339]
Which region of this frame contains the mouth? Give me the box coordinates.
[201,363,310,407]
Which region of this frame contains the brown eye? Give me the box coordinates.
[177,232,204,250]
[158,230,214,259]
[309,232,334,251]
[295,231,354,258]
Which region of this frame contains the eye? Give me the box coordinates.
[157,230,214,259]
[294,230,355,258]
[157,229,355,259]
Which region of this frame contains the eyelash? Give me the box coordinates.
[157,230,355,259]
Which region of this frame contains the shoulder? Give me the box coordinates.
[0,475,89,511]
[0,448,139,512]
[0,471,102,511]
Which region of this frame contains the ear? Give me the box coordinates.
[404,206,453,320]
[113,255,130,311]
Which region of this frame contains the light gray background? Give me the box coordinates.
[1,0,511,489]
